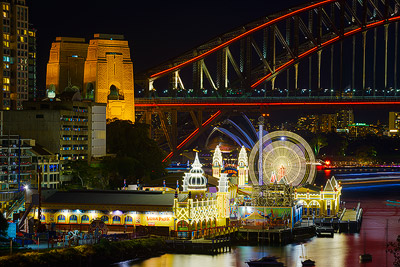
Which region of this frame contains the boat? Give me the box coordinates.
[301,259,316,266]
[245,256,284,267]
[300,243,315,266]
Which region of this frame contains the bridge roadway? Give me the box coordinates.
[135,96,400,161]
[135,96,400,110]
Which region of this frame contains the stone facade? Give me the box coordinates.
[46,37,88,94]
[46,34,135,122]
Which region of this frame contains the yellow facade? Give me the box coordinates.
[84,34,135,122]
[46,34,135,123]
[46,37,88,94]
[294,177,342,217]
[34,208,174,229]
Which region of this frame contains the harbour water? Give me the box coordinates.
[119,171,400,267]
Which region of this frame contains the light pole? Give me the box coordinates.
[258,116,264,186]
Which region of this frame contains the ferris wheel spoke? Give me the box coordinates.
[248,131,316,186]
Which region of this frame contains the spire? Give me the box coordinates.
[270,171,277,183]
[278,176,288,185]
[238,145,248,167]
[213,145,223,167]
[330,176,338,188]
[183,152,207,191]
[324,179,334,191]
[192,152,202,169]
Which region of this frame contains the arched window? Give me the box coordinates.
[57,214,66,223]
[86,82,94,100]
[40,214,46,222]
[100,215,109,223]
[69,215,78,224]
[108,85,119,100]
[81,215,90,224]
[177,220,188,231]
[112,216,121,225]
[177,221,189,238]
[309,201,320,216]
[297,200,308,216]
[124,216,133,225]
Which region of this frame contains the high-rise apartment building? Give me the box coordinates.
[297,115,318,133]
[1,0,31,110]
[27,24,37,101]
[336,109,354,130]
[319,114,337,133]
[389,112,400,136]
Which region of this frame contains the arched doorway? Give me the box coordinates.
[309,200,320,217]
[177,220,189,239]
[297,200,308,216]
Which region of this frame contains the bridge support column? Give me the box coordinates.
[271,77,276,93]
[384,24,389,95]
[294,63,299,94]
[317,50,322,93]
[352,36,355,94]
[373,28,377,96]
[362,31,367,95]
[395,22,399,93]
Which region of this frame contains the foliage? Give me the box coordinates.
[64,160,108,189]
[64,120,168,190]
[0,238,166,266]
[105,119,168,185]
[310,135,328,156]
[0,213,8,236]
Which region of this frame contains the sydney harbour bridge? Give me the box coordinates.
[134,0,400,161]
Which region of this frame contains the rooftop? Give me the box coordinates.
[43,190,175,207]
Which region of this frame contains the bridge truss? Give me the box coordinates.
[137,0,400,97]
[134,0,400,160]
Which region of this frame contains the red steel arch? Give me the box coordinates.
[140,0,400,94]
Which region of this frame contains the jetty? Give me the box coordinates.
[166,236,231,254]
[338,202,363,233]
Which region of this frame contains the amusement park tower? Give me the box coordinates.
[182,152,208,195]
[238,146,249,186]
[212,145,223,178]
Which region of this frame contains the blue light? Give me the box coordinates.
[343,183,400,191]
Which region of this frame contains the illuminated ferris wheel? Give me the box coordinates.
[248,131,316,186]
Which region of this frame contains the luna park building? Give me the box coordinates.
[26,145,341,239]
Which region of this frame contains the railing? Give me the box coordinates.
[135,96,400,105]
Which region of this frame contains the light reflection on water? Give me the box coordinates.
[122,172,400,267]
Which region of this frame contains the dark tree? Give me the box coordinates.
[0,212,8,236]
[105,119,168,186]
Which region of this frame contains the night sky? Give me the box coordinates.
[29,0,308,88]
[28,0,390,124]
